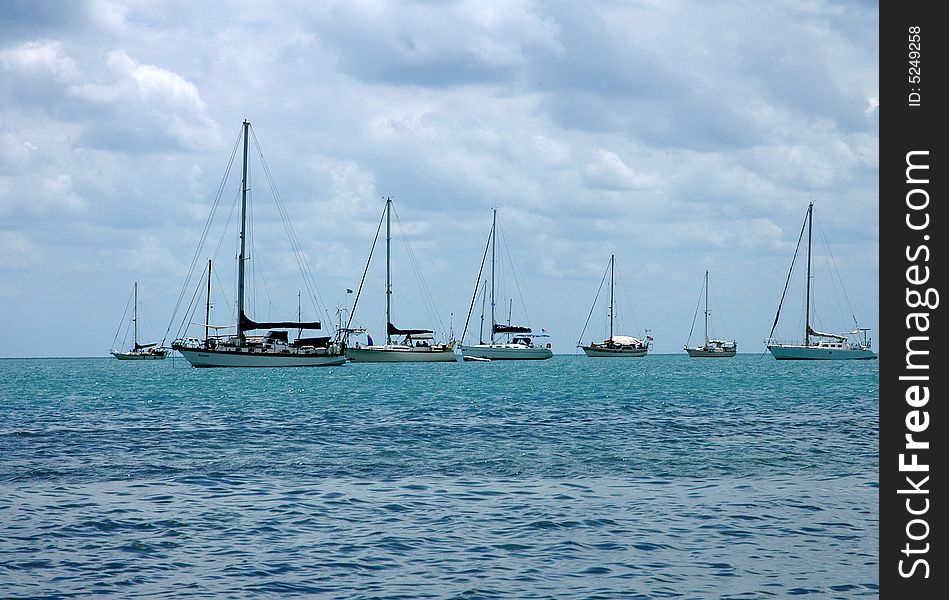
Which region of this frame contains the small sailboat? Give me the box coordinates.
[460,209,553,360]
[111,282,168,360]
[578,254,650,357]
[344,197,455,362]
[170,121,345,367]
[684,271,736,357]
[765,202,876,360]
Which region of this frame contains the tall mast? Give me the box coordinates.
[385,196,392,345]
[804,202,813,346]
[703,270,709,345]
[237,120,249,346]
[205,260,212,344]
[133,281,138,348]
[609,255,614,340]
[490,208,496,343]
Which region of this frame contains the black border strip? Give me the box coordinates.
[880,1,944,596]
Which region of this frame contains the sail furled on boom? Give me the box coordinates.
[493,324,531,334]
[807,325,846,340]
[239,311,321,332]
[387,322,433,336]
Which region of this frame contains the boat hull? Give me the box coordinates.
[767,345,876,360]
[345,346,457,362]
[461,345,552,360]
[111,351,167,360]
[684,347,736,358]
[176,347,346,367]
[581,345,648,357]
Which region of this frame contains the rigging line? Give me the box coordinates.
[174,260,205,340]
[496,218,532,328]
[615,269,642,335]
[122,312,134,349]
[816,215,859,329]
[175,263,211,340]
[709,280,730,340]
[250,127,330,322]
[577,260,610,346]
[211,188,241,274]
[112,286,135,350]
[461,225,493,343]
[767,209,809,340]
[346,203,387,331]
[162,126,243,345]
[392,206,447,335]
[685,277,704,346]
[393,208,439,328]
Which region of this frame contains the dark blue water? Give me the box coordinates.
[1,355,878,598]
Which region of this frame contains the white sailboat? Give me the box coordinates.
[344,197,455,362]
[111,282,168,360]
[460,209,553,360]
[765,202,876,360]
[684,271,736,357]
[171,121,345,367]
[578,254,650,357]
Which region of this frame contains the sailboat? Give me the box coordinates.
[111,282,168,360]
[684,271,736,357]
[345,197,455,362]
[578,254,650,357]
[460,209,553,360]
[171,121,346,367]
[765,202,876,360]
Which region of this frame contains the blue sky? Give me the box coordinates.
[0,0,879,357]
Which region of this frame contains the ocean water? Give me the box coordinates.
[0,354,878,598]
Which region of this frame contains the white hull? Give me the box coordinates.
[767,344,876,360]
[461,344,552,360]
[685,347,736,358]
[176,347,346,367]
[346,346,457,362]
[111,351,167,361]
[581,345,648,357]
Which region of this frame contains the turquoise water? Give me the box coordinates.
[1,355,878,597]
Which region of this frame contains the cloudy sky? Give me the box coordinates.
[1,0,878,357]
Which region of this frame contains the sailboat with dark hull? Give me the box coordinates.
[684,271,736,357]
[344,197,455,362]
[765,202,875,360]
[460,209,552,360]
[171,121,345,367]
[579,254,649,357]
[111,282,168,360]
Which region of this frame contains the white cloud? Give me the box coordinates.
[0,231,45,269]
[0,40,77,80]
[582,149,661,191]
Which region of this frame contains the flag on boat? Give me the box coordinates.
[367,334,374,345]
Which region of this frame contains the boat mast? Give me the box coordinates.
[385,196,392,345]
[237,120,249,346]
[609,255,614,341]
[490,208,497,344]
[133,281,138,349]
[704,270,709,345]
[804,202,813,347]
[205,260,212,344]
